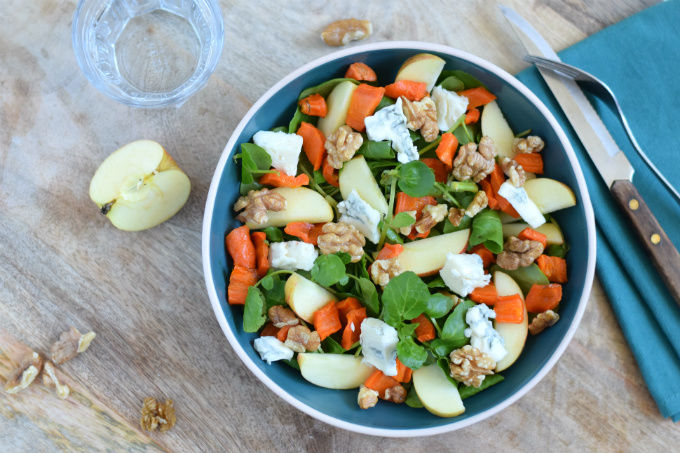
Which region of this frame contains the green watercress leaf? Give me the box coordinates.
[335,252,352,265]
[311,254,346,287]
[357,139,396,160]
[438,75,465,91]
[425,293,454,318]
[443,214,472,233]
[404,385,424,408]
[397,336,428,370]
[437,357,461,387]
[243,287,267,333]
[437,70,487,90]
[391,212,416,229]
[322,336,345,354]
[398,161,436,198]
[240,182,263,196]
[545,243,570,259]
[241,143,272,171]
[441,299,475,341]
[262,227,284,243]
[260,275,274,290]
[375,95,396,112]
[382,272,430,327]
[270,126,287,133]
[283,357,300,370]
[430,338,468,358]
[459,374,505,399]
[357,277,380,317]
[288,107,313,134]
[469,208,504,254]
[298,78,359,101]
[262,277,286,309]
[385,228,404,244]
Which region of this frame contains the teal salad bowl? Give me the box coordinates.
[202,42,596,436]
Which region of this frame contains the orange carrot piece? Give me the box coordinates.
[284,222,325,245]
[298,93,327,117]
[479,178,499,210]
[226,226,256,269]
[469,282,498,305]
[313,301,342,341]
[434,132,458,168]
[258,171,309,188]
[469,243,496,268]
[336,297,363,326]
[345,84,386,132]
[411,314,436,343]
[494,293,525,323]
[384,80,428,102]
[276,324,293,342]
[464,108,481,124]
[251,232,269,278]
[421,157,449,183]
[345,62,377,82]
[260,322,280,338]
[363,369,401,399]
[395,192,437,214]
[518,227,547,248]
[376,243,404,261]
[490,163,520,218]
[514,152,544,174]
[341,307,367,350]
[297,121,326,171]
[536,255,568,283]
[525,283,563,314]
[395,358,413,383]
[227,266,258,305]
[322,152,339,187]
[457,87,497,110]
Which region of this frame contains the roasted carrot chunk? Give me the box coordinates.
[284,222,326,246]
[297,121,326,171]
[536,255,568,283]
[514,152,544,174]
[435,133,458,168]
[363,369,401,399]
[494,293,525,323]
[457,87,497,110]
[375,243,404,261]
[345,83,386,132]
[341,307,367,350]
[345,62,377,82]
[313,301,342,341]
[469,282,498,305]
[258,171,309,188]
[251,231,269,278]
[298,93,327,117]
[322,152,339,187]
[226,225,256,269]
[421,157,449,183]
[469,243,496,268]
[464,108,481,124]
[394,358,413,383]
[525,283,563,313]
[336,297,363,326]
[384,80,428,102]
[227,266,258,305]
[411,314,436,343]
[518,227,547,248]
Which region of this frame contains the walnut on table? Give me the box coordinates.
[284,325,321,353]
[464,191,488,218]
[499,156,526,188]
[42,361,70,399]
[449,345,495,388]
[141,397,177,432]
[325,125,363,169]
[317,222,365,263]
[370,257,403,287]
[401,96,439,142]
[321,19,372,47]
[414,204,447,234]
[496,236,544,270]
[512,135,545,154]
[529,310,561,335]
[50,326,96,365]
[452,136,497,183]
[268,306,299,328]
[4,351,43,394]
[357,385,379,409]
[234,188,286,225]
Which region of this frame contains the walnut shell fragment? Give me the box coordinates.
[321,19,372,47]
[4,352,43,394]
[51,327,96,364]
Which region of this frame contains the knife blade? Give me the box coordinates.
[501,5,680,307]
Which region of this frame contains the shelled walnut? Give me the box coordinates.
[141,397,176,432]
[384,385,407,403]
[452,136,496,183]
[512,136,545,154]
[268,306,299,328]
[4,351,43,394]
[317,222,365,262]
[234,188,286,225]
[370,257,402,287]
[284,326,321,353]
[529,310,560,335]
[448,207,466,227]
[50,327,96,365]
[499,156,526,188]
[321,19,372,47]
[414,204,447,234]
[496,236,544,270]
[464,191,488,218]
[357,385,379,409]
[325,125,363,169]
[401,96,439,142]
[449,345,495,388]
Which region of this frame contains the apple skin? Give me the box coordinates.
[245,187,334,229]
[481,100,515,159]
[395,53,446,92]
[412,363,465,417]
[398,229,471,276]
[523,178,577,214]
[89,140,191,231]
[284,273,337,323]
[317,81,358,137]
[339,156,389,216]
[493,271,529,372]
[297,353,374,389]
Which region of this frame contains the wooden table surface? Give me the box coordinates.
[2,0,674,451]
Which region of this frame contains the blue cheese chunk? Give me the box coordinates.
[431,85,469,131]
[439,253,491,297]
[497,181,546,228]
[253,336,294,364]
[364,97,419,164]
[359,318,399,376]
[337,189,381,243]
[253,130,303,177]
[269,241,318,271]
[464,304,508,364]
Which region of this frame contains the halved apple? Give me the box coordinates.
[398,229,470,276]
[412,363,465,417]
[317,81,358,137]
[502,222,564,245]
[284,273,337,323]
[395,53,446,92]
[245,187,333,229]
[89,140,191,231]
[339,156,389,216]
[493,271,528,372]
[297,353,374,389]
[481,100,515,159]
[523,178,577,214]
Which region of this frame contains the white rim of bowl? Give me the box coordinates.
[202,41,596,437]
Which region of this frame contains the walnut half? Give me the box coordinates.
[317,222,365,263]
[401,96,439,142]
[141,397,177,432]
[496,236,544,270]
[370,257,403,287]
[51,327,96,365]
[234,188,286,226]
[357,384,379,409]
[449,345,495,388]
[4,352,43,394]
[529,310,560,335]
[321,19,372,47]
[325,125,363,169]
[452,136,496,183]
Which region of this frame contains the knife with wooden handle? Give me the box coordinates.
[501,6,680,307]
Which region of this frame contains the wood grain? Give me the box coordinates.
[1,0,676,452]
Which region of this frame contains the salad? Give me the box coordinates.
[224,54,576,418]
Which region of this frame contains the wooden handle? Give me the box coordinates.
[610,180,680,307]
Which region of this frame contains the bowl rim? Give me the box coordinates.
[201,40,596,437]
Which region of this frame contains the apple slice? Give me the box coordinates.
[89,140,191,231]
[245,187,334,229]
[297,353,374,389]
[493,271,528,372]
[523,178,577,214]
[412,364,465,417]
[284,273,337,323]
[398,229,470,276]
[317,81,358,137]
[481,100,515,159]
[339,156,389,216]
[502,222,564,245]
[395,53,446,92]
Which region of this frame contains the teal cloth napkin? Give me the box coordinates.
[516,0,680,421]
